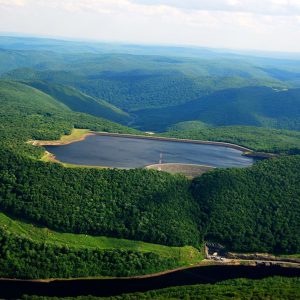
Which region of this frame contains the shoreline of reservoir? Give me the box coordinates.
[145,163,215,178]
[94,132,252,152]
[31,129,252,153]
[30,130,95,147]
[43,133,254,170]
[1,259,299,283]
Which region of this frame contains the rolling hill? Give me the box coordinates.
[0,80,138,158]
[134,86,300,131]
[1,37,300,281]
[2,59,289,112]
[3,40,300,113]
[164,122,300,153]
[2,41,300,133]
[24,81,130,124]
[0,212,203,279]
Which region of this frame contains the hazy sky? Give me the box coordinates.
[1,0,300,52]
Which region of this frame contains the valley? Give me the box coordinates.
[0,36,300,298]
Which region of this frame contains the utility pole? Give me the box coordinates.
[158,152,163,171]
[159,152,163,164]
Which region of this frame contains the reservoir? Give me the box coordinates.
[45,135,254,168]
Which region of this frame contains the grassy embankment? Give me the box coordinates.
[39,129,108,168]
[281,254,300,259]
[146,164,214,178]
[0,212,204,268]
[36,128,92,147]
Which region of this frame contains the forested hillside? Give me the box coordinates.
[1,148,299,255]
[1,37,300,280]
[2,37,300,134]
[0,151,202,246]
[134,87,300,131]
[0,80,138,156]
[0,79,204,278]
[192,155,300,253]
[0,212,203,279]
[24,81,130,124]
[4,62,283,111]
[2,39,299,112]
[0,77,300,258]
[164,122,300,153]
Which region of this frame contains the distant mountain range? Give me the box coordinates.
[1,35,300,132]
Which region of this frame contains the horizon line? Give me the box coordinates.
[1,31,300,58]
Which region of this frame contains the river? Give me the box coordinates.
[1,265,300,298]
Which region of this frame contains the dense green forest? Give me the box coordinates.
[4,64,283,111]
[134,86,300,131]
[2,37,300,134]
[22,277,300,299]
[191,155,300,253]
[0,225,180,279]
[0,151,202,246]
[0,80,138,157]
[164,122,300,153]
[24,81,130,124]
[2,79,300,154]
[3,46,300,135]
[1,148,299,254]
[1,37,300,280]
[0,78,203,278]
[0,77,300,257]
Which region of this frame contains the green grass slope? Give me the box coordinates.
[0,212,203,279]
[0,212,203,262]
[24,81,130,124]
[0,225,181,279]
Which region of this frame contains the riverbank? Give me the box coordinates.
[1,258,299,283]
[0,211,204,273]
[1,264,300,298]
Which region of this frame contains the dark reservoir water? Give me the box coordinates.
[45,135,254,168]
[1,265,300,298]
